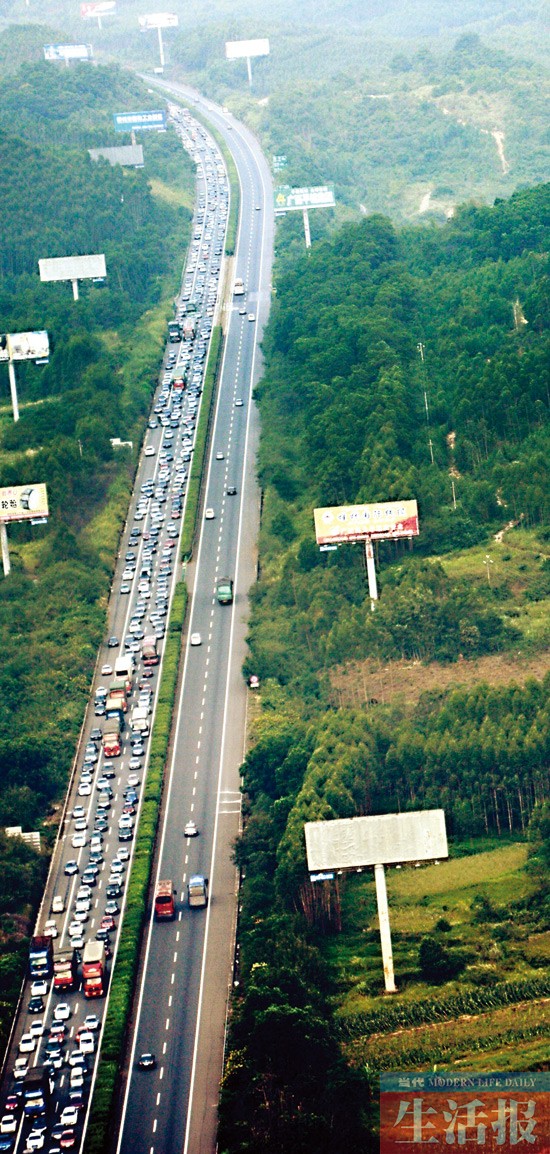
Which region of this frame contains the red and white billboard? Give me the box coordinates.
[314,500,419,545]
[0,484,49,523]
[81,2,116,17]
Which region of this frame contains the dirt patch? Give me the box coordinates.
[329,651,550,709]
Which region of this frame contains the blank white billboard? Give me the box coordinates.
[44,44,93,61]
[39,254,106,282]
[225,38,270,59]
[0,332,50,363]
[138,12,178,28]
[305,810,448,871]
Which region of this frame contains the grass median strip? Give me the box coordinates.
[181,326,223,562]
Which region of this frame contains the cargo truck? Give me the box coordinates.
[168,320,181,342]
[53,947,78,992]
[105,694,127,717]
[114,654,134,679]
[110,673,132,697]
[82,940,106,998]
[182,315,196,340]
[130,706,150,736]
[187,875,208,908]
[29,935,53,978]
[142,634,159,667]
[154,880,176,920]
[102,719,121,758]
[23,1068,51,1118]
[216,576,234,604]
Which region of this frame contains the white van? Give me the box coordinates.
[52,896,65,914]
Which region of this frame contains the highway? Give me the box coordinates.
[115,87,273,1154]
[0,89,272,1154]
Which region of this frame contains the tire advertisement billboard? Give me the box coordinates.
[314,500,419,545]
[0,484,49,523]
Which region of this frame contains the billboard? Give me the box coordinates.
[305,811,448,872]
[225,38,270,59]
[275,185,335,211]
[0,484,49,524]
[113,110,166,132]
[138,12,178,28]
[81,1,115,15]
[39,254,106,282]
[44,43,93,61]
[314,500,419,545]
[0,332,50,363]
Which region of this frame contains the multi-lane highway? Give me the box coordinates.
[116,87,274,1154]
[0,87,273,1154]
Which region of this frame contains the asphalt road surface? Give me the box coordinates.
[116,86,273,1154]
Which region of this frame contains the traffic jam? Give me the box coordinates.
[0,107,229,1154]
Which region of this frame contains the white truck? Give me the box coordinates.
[130,705,150,736]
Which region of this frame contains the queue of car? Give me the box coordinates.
[0,106,231,1154]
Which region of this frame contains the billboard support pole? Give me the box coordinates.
[8,361,19,423]
[303,208,312,249]
[0,523,10,577]
[157,27,165,68]
[374,863,397,993]
[71,278,79,302]
[365,536,378,607]
[246,56,252,87]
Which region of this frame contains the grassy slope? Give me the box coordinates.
[323,842,550,1071]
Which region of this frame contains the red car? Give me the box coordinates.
[60,1131,77,1150]
[100,915,116,932]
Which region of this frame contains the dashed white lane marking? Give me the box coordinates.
[165,1018,170,1031]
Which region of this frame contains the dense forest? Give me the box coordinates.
[218,185,550,1151]
[0,60,193,1045]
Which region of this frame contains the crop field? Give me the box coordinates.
[322,842,550,1073]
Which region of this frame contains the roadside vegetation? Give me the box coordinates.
[218,182,549,1152]
[0,59,194,1055]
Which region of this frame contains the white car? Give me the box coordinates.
[0,1115,17,1134]
[235,398,243,407]
[215,451,224,460]
[144,445,155,456]
[60,1105,80,1126]
[19,1033,36,1053]
[72,833,87,849]
[69,921,84,938]
[127,773,140,787]
[29,1019,45,1037]
[31,979,48,997]
[205,507,215,519]
[78,783,92,796]
[101,663,113,675]
[44,920,58,938]
[184,820,199,837]
[248,313,256,322]
[54,1003,71,1021]
[25,1130,46,1150]
[190,632,202,646]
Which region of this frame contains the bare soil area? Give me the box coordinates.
[329,651,550,709]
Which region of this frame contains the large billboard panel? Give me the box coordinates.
[44,43,93,61]
[305,810,448,872]
[39,254,106,283]
[225,38,270,59]
[0,332,50,363]
[113,110,166,132]
[275,184,335,212]
[81,1,115,15]
[138,12,178,28]
[314,500,419,545]
[0,484,49,524]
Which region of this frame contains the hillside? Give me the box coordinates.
[0,60,194,1050]
[218,184,550,1152]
